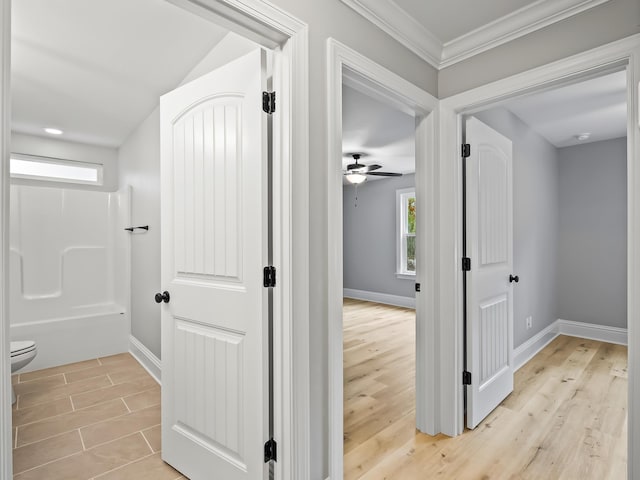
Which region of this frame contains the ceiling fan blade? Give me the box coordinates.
[356,164,382,173]
[366,171,403,177]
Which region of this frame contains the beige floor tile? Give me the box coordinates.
[12,374,19,385]
[12,427,16,448]
[94,453,182,480]
[19,359,100,383]
[17,399,128,447]
[123,386,160,412]
[12,430,83,474]
[19,375,112,409]
[72,376,158,410]
[98,353,136,366]
[12,397,73,427]
[14,432,152,480]
[13,375,66,396]
[141,425,161,453]
[81,404,161,449]
[66,362,146,385]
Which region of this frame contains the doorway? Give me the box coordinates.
[438,35,640,477]
[0,1,309,478]
[326,39,439,479]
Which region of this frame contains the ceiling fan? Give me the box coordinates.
[344,153,402,184]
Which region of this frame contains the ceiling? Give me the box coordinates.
[340,0,612,68]
[342,84,415,178]
[11,0,229,148]
[501,70,627,148]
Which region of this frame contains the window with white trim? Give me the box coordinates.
[10,153,103,186]
[396,188,416,277]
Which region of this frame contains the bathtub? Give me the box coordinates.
[9,185,131,372]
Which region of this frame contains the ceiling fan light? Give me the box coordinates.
[346,172,366,184]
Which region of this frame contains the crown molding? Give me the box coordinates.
[440,0,612,68]
[340,0,612,70]
[340,0,442,68]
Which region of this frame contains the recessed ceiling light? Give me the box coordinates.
[576,133,591,141]
[44,128,63,135]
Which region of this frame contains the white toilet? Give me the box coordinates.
[10,340,37,404]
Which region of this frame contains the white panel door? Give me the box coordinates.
[465,116,514,429]
[160,49,269,480]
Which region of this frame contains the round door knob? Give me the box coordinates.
[509,275,519,283]
[155,291,170,303]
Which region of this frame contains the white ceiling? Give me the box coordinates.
[342,84,415,177]
[393,0,536,44]
[502,70,627,148]
[11,0,229,148]
[340,0,611,68]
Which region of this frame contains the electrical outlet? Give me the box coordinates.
[526,316,533,329]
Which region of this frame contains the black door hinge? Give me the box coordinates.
[462,143,471,158]
[415,283,421,292]
[263,266,276,287]
[463,371,472,385]
[262,91,276,114]
[264,438,277,463]
[462,257,471,271]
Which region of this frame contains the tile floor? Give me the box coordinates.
[11,353,187,479]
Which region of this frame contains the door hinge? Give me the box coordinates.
[462,143,471,158]
[462,257,471,271]
[262,91,276,114]
[415,283,421,292]
[264,438,277,463]
[463,371,472,385]
[263,266,276,287]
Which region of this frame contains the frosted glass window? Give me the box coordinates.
[10,154,103,185]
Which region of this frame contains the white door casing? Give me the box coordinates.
[465,116,514,429]
[160,48,269,480]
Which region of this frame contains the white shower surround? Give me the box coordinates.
[9,184,131,371]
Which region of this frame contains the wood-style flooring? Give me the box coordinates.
[11,353,184,479]
[343,298,628,479]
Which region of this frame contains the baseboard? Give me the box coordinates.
[513,322,559,371]
[129,335,161,384]
[557,319,627,346]
[343,288,415,309]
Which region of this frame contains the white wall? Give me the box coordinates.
[557,137,627,328]
[474,108,560,349]
[117,32,259,360]
[343,174,416,300]
[10,132,119,191]
[438,0,640,97]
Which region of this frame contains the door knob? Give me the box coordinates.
[155,291,170,303]
[509,275,519,283]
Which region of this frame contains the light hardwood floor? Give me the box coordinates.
[343,298,628,479]
[11,353,184,479]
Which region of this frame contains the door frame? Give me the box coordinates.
[326,38,439,479]
[438,33,640,475]
[0,1,310,479]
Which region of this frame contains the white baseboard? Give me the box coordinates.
[514,318,628,371]
[557,319,627,346]
[129,335,161,385]
[343,288,415,309]
[513,322,559,371]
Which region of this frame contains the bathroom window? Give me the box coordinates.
[10,153,103,186]
[396,187,416,278]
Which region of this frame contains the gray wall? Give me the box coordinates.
[475,108,560,348]
[11,132,119,191]
[439,0,640,97]
[557,137,627,328]
[343,174,416,299]
[118,32,259,359]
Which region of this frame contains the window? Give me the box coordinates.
[396,188,416,277]
[10,153,103,186]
